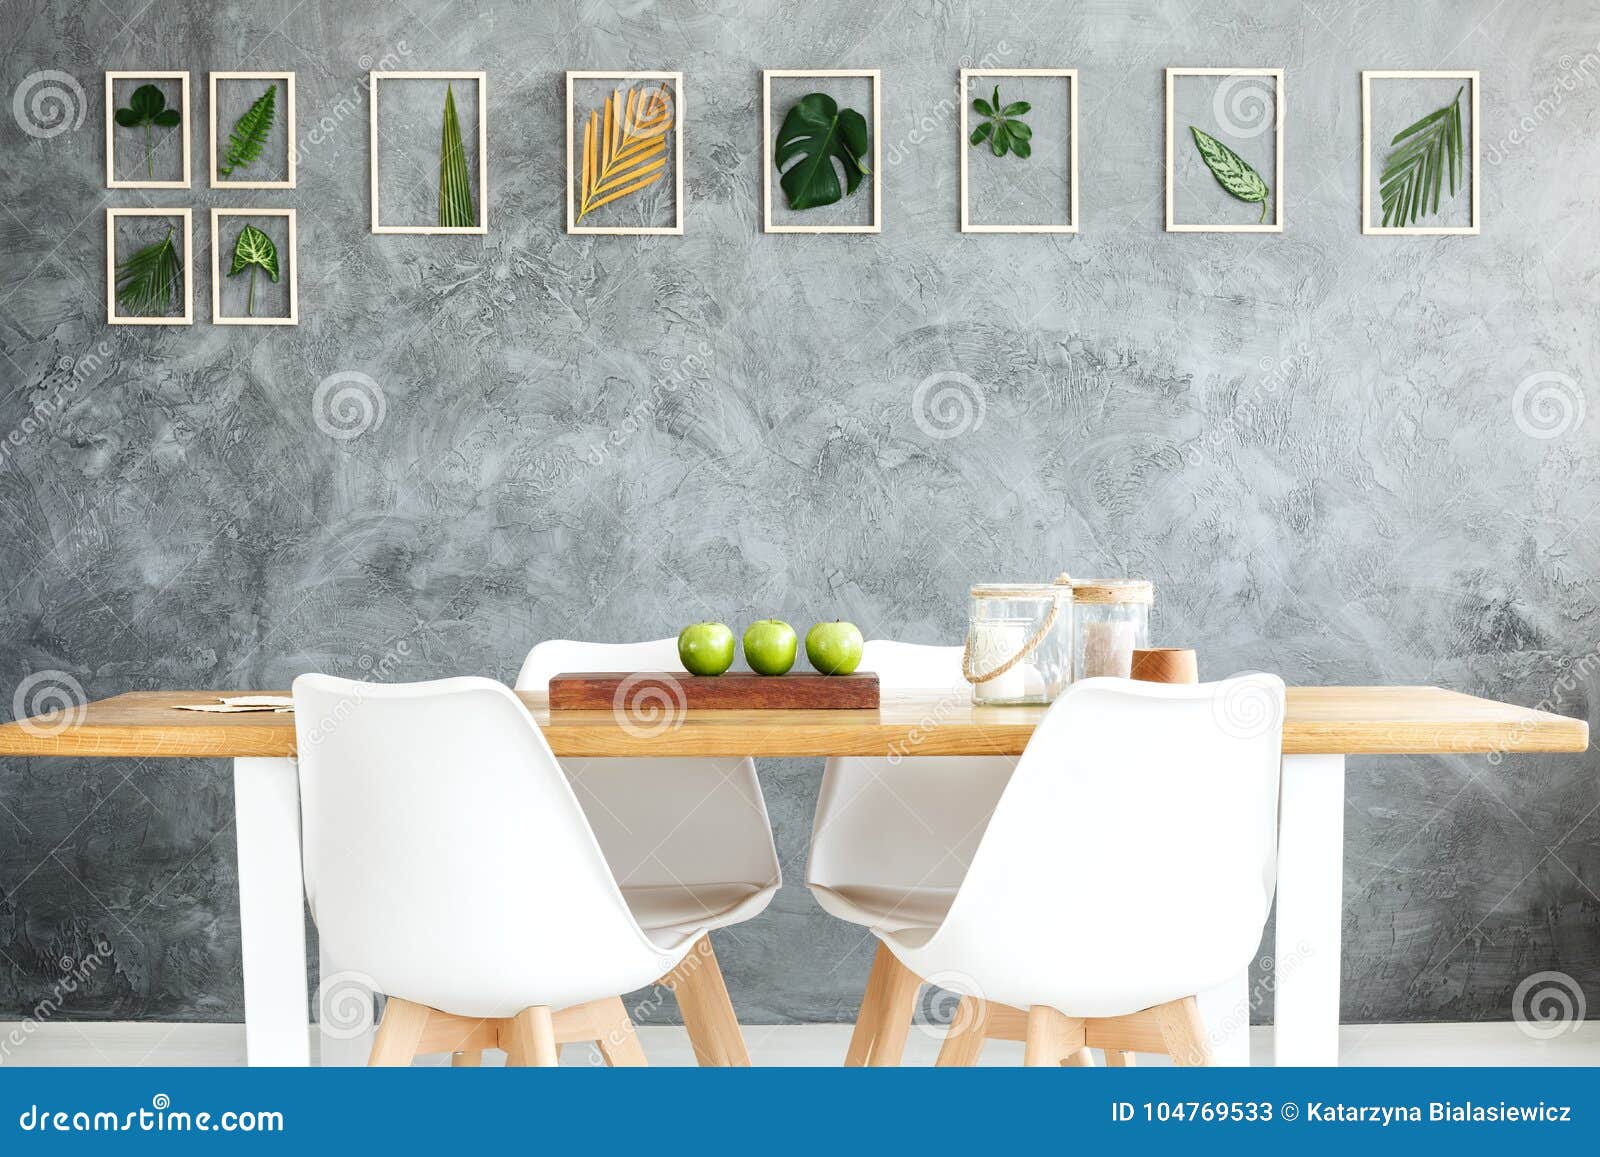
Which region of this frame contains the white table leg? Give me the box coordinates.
[233,757,310,1066]
[1273,753,1346,1066]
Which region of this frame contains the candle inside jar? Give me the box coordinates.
[972,621,1047,703]
[1081,620,1137,678]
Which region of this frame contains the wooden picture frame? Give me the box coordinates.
[1164,66,1284,233]
[209,71,296,189]
[959,67,1079,234]
[1361,70,1480,235]
[762,69,882,234]
[565,71,685,235]
[210,208,298,326]
[105,71,191,189]
[369,70,488,235]
[106,208,193,326]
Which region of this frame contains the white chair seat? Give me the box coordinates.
[809,882,957,935]
[622,882,769,946]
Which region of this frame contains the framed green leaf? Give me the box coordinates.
[1189,126,1271,223]
[1378,86,1465,228]
[217,84,276,178]
[228,224,280,317]
[115,228,181,317]
[774,92,871,211]
[970,83,1033,160]
[438,83,477,228]
[111,77,184,180]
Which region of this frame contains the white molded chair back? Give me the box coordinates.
[516,639,780,901]
[807,641,1016,931]
[294,674,674,1019]
[888,674,1285,1018]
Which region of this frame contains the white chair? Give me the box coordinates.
[295,673,761,1066]
[515,639,781,1065]
[873,675,1285,1066]
[806,640,1018,1065]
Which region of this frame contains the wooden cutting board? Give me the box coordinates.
[548,671,880,711]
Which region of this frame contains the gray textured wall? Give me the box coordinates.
[1,0,1596,1031]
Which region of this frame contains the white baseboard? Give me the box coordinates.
[0,1021,1593,1067]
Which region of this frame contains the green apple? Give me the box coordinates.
[742,619,798,676]
[806,620,864,675]
[678,622,735,676]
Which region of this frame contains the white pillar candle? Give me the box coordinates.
[1082,620,1137,678]
[971,621,1046,702]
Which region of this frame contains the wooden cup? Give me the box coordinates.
[1130,647,1198,685]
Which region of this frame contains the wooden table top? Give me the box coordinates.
[0,686,1586,759]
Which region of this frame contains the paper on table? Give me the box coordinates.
[173,696,294,714]
[221,696,293,708]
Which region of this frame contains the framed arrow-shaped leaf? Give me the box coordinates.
[210,208,298,325]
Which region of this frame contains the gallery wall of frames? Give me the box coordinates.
[101,64,1481,326]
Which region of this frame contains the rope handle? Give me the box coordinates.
[961,599,1061,685]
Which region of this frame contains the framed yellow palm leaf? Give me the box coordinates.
[566,71,684,235]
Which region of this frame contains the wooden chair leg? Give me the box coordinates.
[451,1050,482,1067]
[502,1006,559,1067]
[1023,1005,1086,1067]
[592,996,647,1067]
[935,996,990,1067]
[657,934,750,1067]
[1103,1049,1133,1067]
[844,941,922,1067]
[1064,1047,1096,1066]
[368,996,430,1067]
[1153,997,1213,1066]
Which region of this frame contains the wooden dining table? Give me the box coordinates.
[0,684,1586,1067]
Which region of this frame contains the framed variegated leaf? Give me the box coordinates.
[210,209,298,325]
[1362,70,1479,236]
[566,71,684,235]
[1165,67,1284,233]
[369,71,488,235]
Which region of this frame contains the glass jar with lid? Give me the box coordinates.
[962,583,1072,705]
[1056,574,1152,680]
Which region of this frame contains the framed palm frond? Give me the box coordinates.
[369,70,488,235]
[211,208,299,326]
[1362,70,1479,235]
[209,71,296,189]
[106,208,193,325]
[565,71,684,235]
[1164,67,1284,233]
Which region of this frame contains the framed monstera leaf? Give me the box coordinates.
[1362,70,1480,236]
[105,71,191,188]
[1165,67,1284,233]
[959,68,1079,234]
[763,69,882,234]
[210,209,298,325]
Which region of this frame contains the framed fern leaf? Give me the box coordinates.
[209,72,296,189]
[566,72,683,235]
[107,208,193,325]
[1363,70,1479,235]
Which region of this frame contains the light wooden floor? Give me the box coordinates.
[0,1022,1594,1066]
